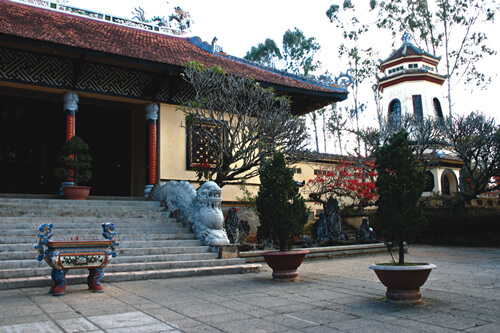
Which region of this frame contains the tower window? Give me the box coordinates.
[412,95,423,119]
[408,63,419,69]
[388,99,401,127]
[433,98,443,119]
[388,66,405,74]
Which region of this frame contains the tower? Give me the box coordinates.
[378,32,446,125]
[378,33,460,196]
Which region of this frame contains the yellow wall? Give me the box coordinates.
[158,106,359,210]
[158,103,459,209]
[158,103,260,201]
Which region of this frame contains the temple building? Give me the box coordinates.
[0,0,348,198]
[378,33,461,196]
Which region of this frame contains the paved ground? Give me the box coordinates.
[0,245,499,332]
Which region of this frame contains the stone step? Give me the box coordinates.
[1,200,165,212]
[2,226,189,236]
[0,199,171,220]
[0,196,261,290]
[241,243,388,263]
[0,258,248,279]
[0,201,163,209]
[0,210,170,218]
[0,239,204,252]
[112,253,219,264]
[0,252,220,269]
[1,246,212,260]
[0,263,263,290]
[0,198,160,208]
[0,232,196,244]
[0,217,176,225]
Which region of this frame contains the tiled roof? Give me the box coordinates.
[0,0,347,99]
[380,41,440,65]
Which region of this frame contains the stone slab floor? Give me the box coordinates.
[0,245,499,332]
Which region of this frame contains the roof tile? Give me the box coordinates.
[0,0,347,104]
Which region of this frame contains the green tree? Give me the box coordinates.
[374,130,427,264]
[244,28,325,152]
[370,0,497,117]
[180,62,312,188]
[282,27,321,76]
[440,112,500,203]
[327,102,347,154]
[359,113,443,168]
[54,136,93,186]
[327,1,380,155]
[244,38,282,68]
[256,151,309,252]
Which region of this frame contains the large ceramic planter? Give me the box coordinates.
[263,249,309,281]
[63,186,91,200]
[369,263,436,304]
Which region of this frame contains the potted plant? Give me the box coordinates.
[54,136,93,200]
[369,130,436,304]
[256,151,309,281]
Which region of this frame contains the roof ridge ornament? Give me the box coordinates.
[402,31,412,44]
[10,0,192,36]
[334,69,354,89]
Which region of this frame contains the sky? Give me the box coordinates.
[60,0,499,152]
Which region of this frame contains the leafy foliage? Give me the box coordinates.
[180,63,312,188]
[360,113,444,164]
[374,130,426,264]
[54,136,92,186]
[282,27,321,76]
[244,38,282,68]
[244,28,325,152]
[439,112,500,202]
[256,151,309,252]
[306,157,378,212]
[370,0,497,116]
[326,1,380,154]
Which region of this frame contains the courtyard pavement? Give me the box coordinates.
[0,245,499,332]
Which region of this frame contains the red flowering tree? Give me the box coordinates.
[306,157,378,212]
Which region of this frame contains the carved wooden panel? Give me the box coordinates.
[187,120,224,169]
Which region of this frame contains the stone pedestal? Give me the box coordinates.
[212,244,239,259]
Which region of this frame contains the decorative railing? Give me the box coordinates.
[10,0,189,36]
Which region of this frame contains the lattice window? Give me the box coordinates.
[186,119,225,169]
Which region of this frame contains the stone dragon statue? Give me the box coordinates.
[155,181,229,246]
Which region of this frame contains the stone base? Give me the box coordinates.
[386,288,423,304]
[212,244,239,259]
[272,269,299,281]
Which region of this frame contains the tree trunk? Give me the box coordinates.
[442,3,453,117]
[398,240,405,265]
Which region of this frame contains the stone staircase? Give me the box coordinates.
[0,197,261,290]
[342,222,358,241]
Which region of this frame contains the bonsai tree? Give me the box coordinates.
[54,136,92,186]
[256,151,309,252]
[374,130,426,265]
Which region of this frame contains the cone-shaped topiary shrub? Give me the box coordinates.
[374,130,427,264]
[256,151,309,252]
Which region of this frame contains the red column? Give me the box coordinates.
[64,92,79,140]
[145,103,159,197]
[60,92,79,194]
